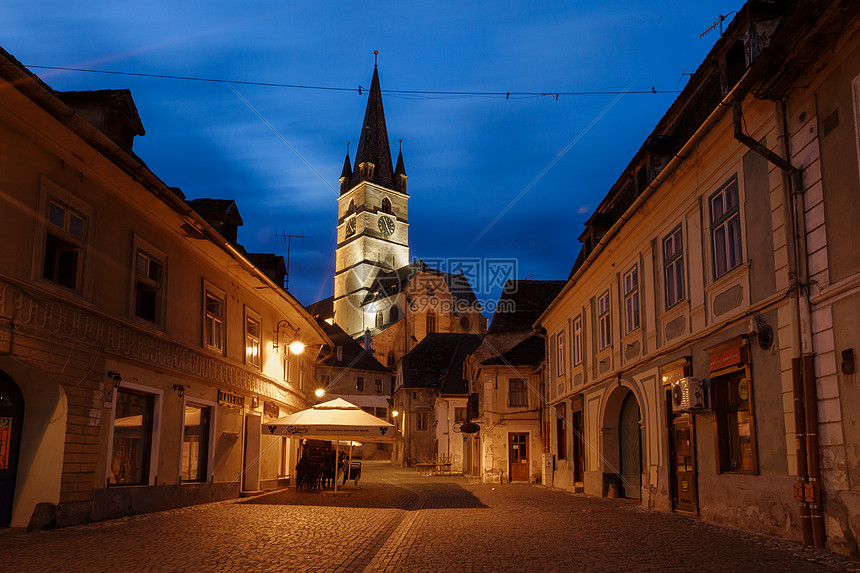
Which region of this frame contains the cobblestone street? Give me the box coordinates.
[2,461,857,572]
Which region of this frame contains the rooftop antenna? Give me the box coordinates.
[700,11,738,39]
[374,50,378,68]
[275,230,315,290]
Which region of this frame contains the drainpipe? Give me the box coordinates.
[732,99,822,548]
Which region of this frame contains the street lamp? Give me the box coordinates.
[314,388,325,398]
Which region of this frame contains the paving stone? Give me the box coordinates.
[0,462,856,572]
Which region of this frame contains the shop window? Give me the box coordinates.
[556,330,565,377]
[43,199,88,291]
[356,377,365,391]
[245,311,261,368]
[181,403,211,482]
[710,177,742,279]
[556,403,567,460]
[203,287,225,352]
[509,378,527,407]
[572,316,583,366]
[416,411,428,431]
[134,249,164,325]
[663,226,685,308]
[111,389,155,485]
[713,373,757,473]
[598,290,611,350]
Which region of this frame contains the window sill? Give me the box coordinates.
[706,261,750,293]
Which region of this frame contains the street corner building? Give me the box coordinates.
[0,47,332,528]
[536,1,860,556]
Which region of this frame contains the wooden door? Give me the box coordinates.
[509,433,529,482]
[671,415,697,512]
[618,393,641,499]
[0,371,23,527]
[572,410,584,483]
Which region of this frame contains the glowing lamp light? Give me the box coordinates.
[289,340,305,355]
[314,388,325,398]
[392,410,399,417]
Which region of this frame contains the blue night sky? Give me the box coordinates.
[4,1,744,310]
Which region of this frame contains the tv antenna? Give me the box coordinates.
[275,231,314,290]
[700,11,737,39]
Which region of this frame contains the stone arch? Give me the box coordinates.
[0,356,67,527]
[597,378,647,500]
[381,197,392,214]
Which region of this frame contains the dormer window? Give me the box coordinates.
[381,197,392,214]
[359,162,375,180]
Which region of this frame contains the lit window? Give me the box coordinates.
[663,226,685,308]
[43,199,87,291]
[509,379,527,407]
[598,291,611,350]
[245,313,261,368]
[111,389,154,485]
[623,266,640,334]
[556,331,565,377]
[713,374,757,473]
[181,403,211,482]
[710,177,742,279]
[204,290,225,352]
[573,316,582,366]
[134,250,164,325]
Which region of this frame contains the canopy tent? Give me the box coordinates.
[263,398,397,493]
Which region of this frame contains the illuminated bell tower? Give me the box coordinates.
[333,58,409,337]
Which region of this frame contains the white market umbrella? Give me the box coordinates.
[263,398,396,492]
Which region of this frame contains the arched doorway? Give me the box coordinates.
[618,392,642,499]
[0,370,24,527]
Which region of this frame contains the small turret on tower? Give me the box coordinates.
[394,139,407,195]
[339,143,352,195]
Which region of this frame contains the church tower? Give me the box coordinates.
[333,60,409,337]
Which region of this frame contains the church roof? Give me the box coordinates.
[481,334,545,368]
[349,65,396,191]
[362,260,481,309]
[487,279,567,334]
[401,333,483,394]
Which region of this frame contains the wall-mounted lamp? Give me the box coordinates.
[392,410,399,417]
[173,384,186,398]
[314,388,325,398]
[107,370,122,388]
[273,319,305,354]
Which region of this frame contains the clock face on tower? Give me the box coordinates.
[377,215,395,237]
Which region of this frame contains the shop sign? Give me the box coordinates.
[264,401,280,419]
[661,366,686,387]
[218,388,244,408]
[709,346,746,372]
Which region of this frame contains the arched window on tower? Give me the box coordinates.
[381,197,392,214]
[389,305,399,323]
[348,199,355,215]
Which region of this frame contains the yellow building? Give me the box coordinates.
[0,47,329,528]
[537,1,860,555]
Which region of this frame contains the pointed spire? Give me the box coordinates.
[394,139,406,177]
[339,142,352,194]
[352,52,395,189]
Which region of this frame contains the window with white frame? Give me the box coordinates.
[181,403,211,482]
[598,290,611,350]
[134,248,165,326]
[43,198,88,291]
[245,311,261,368]
[573,316,583,366]
[110,388,155,485]
[203,286,225,352]
[663,226,685,308]
[556,330,565,377]
[710,177,742,279]
[623,265,640,334]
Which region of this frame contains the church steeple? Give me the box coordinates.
[351,56,395,190]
